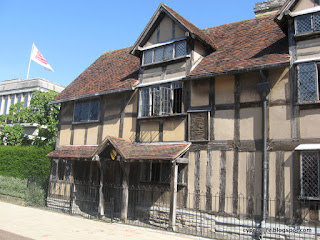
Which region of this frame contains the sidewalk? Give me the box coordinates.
[0,201,199,240]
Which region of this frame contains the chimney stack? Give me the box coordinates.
[254,0,286,17]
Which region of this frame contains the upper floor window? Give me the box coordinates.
[139,82,183,117]
[295,12,320,35]
[300,151,320,200]
[297,63,320,103]
[73,98,99,123]
[143,40,187,65]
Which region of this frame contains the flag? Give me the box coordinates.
[30,43,54,72]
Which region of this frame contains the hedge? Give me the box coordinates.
[0,146,53,179]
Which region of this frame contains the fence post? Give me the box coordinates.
[169,160,178,231]
[121,161,130,222]
[69,183,74,214]
[97,157,105,218]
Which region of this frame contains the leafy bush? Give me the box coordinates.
[0,146,52,179]
[0,175,27,198]
[25,182,46,206]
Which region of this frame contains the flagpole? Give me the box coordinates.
[26,43,34,80]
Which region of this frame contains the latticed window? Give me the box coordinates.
[139,82,183,117]
[140,162,184,184]
[297,63,320,102]
[74,98,99,122]
[301,151,320,200]
[295,12,320,35]
[142,40,187,65]
[51,159,72,182]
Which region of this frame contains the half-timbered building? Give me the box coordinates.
[46,0,320,236]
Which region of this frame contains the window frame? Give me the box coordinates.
[140,162,185,185]
[51,159,72,182]
[300,151,320,200]
[73,98,100,123]
[296,62,320,103]
[295,12,320,35]
[142,40,188,66]
[139,82,183,118]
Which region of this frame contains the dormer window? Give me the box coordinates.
[142,40,187,66]
[295,12,320,35]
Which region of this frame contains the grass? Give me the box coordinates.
[0,175,27,198]
[0,175,46,206]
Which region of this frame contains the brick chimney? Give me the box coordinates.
[254,0,287,17]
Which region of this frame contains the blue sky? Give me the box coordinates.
[0,0,260,87]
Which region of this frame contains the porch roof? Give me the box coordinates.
[46,145,98,159]
[47,136,191,161]
[99,136,191,161]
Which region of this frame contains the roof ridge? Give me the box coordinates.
[202,14,276,32]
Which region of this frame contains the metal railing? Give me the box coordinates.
[44,181,320,239]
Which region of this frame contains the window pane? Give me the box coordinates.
[151,163,161,182]
[151,87,161,115]
[154,47,164,63]
[80,101,89,121]
[140,88,150,117]
[298,63,318,101]
[173,88,182,113]
[160,87,171,115]
[144,50,153,65]
[24,94,28,107]
[175,41,187,58]
[51,159,58,181]
[301,151,320,198]
[160,162,171,183]
[140,163,151,182]
[65,161,72,182]
[74,102,82,122]
[314,12,320,31]
[4,97,8,114]
[17,94,22,103]
[295,14,312,34]
[164,44,173,60]
[89,99,99,120]
[58,160,66,181]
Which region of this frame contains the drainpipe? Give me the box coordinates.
[256,72,270,238]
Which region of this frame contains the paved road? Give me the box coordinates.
[0,201,199,240]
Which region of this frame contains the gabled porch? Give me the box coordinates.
[46,136,190,229]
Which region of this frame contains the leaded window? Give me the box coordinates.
[51,159,72,182]
[295,12,320,35]
[301,151,320,200]
[142,40,187,65]
[140,162,184,184]
[297,63,319,102]
[73,98,99,122]
[139,82,183,117]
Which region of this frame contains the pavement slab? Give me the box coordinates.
[0,201,199,240]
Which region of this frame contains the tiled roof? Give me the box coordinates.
[188,14,290,78]
[54,10,290,103]
[161,4,216,50]
[100,136,191,161]
[46,145,98,159]
[53,47,140,102]
[46,136,191,161]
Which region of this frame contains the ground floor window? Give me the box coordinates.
[140,162,185,184]
[301,151,320,200]
[51,159,71,182]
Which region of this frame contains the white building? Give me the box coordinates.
[0,78,65,138]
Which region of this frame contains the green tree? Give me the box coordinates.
[26,90,60,147]
[0,124,28,146]
[0,90,60,147]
